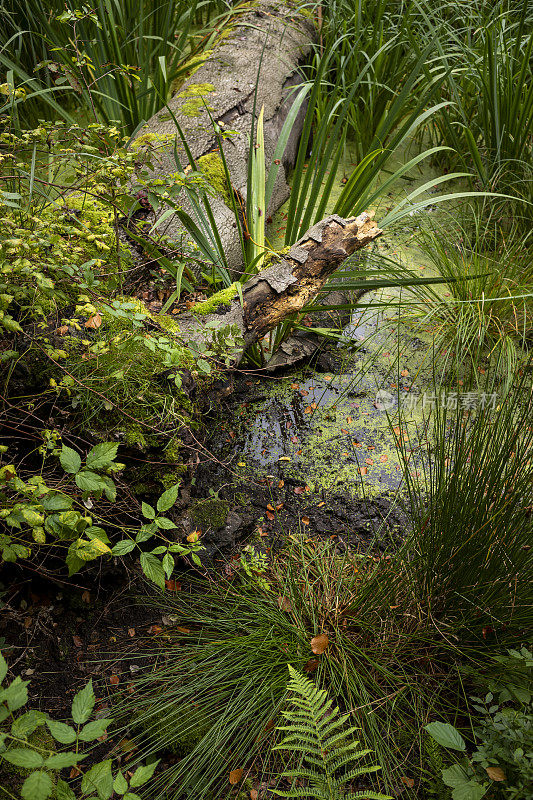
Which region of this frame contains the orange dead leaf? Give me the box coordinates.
[310,633,329,654]
[128,628,135,638]
[301,516,310,526]
[400,776,415,788]
[165,579,181,592]
[187,531,200,543]
[109,674,120,686]
[266,510,275,521]
[250,790,259,800]
[229,769,243,785]
[380,454,388,463]
[400,369,409,377]
[56,325,69,335]
[278,479,284,488]
[267,503,275,512]
[85,313,102,329]
[365,458,374,465]
[359,466,368,476]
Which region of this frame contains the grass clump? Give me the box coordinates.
[108,369,532,798]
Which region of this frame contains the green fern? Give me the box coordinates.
[273,666,392,799]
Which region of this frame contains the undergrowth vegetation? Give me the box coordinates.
[0,0,532,798]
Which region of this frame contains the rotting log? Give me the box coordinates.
[171,213,382,365]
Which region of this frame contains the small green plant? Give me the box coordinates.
[273,665,390,800]
[0,443,203,586]
[239,544,270,592]
[425,683,533,800]
[0,649,159,800]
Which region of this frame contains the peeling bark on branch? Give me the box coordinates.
[171,213,382,364]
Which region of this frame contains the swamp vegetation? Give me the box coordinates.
[0,1,532,799]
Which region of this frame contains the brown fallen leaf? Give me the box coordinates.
[229,768,243,785]
[301,516,310,526]
[267,503,275,512]
[277,596,293,613]
[109,674,120,686]
[310,633,329,654]
[290,383,300,390]
[73,635,83,648]
[359,466,368,476]
[380,454,388,463]
[250,790,259,800]
[365,458,374,465]
[56,325,69,335]
[400,776,415,788]
[266,510,275,521]
[165,579,181,592]
[278,479,284,488]
[294,486,305,495]
[85,313,102,329]
[304,658,319,673]
[81,590,91,603]
[128,628,135,638]
[486,767,505,782]
[400,369,409,377]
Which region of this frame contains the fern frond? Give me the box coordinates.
[273,666,392,800]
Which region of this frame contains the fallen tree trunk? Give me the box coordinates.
[171,213,382,365]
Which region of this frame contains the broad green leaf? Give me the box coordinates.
[2,747,43,767]
[123,794,142,800]
[75,471,106,492]
[141,502,155,520]
[2,676,28,711]
[60,446,81,475]
[71,679,95,725]
[45,752,85,768]
[452,783,487,800]
[46,719,76,744]
[21,770,53,800]
[113,771,128,794]
[140,552,165,589]
[86,442,119,470]
[55,779,76,800]
[442,765,473,788]
[79,718,113,742]
[162,552,174,579]
[112,539,136,556]
[129,759,160,787]
[155,517,177,530]
[85,527,110,544]
[0,652,6,683]
[40,493,72,512]
[81,759,113,800]
[157,483,179,513]
[425,722,466,751]
[11,709,46,738]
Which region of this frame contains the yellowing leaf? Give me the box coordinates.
[486,767,505,782]
[187,531,200,543]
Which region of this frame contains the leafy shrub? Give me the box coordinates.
[0,443,203,585]
[0,649,159,800]
[425,656,533,800]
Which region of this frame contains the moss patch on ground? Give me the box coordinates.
[190,498,229,531]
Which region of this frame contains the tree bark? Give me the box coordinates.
[171,213,382,365]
